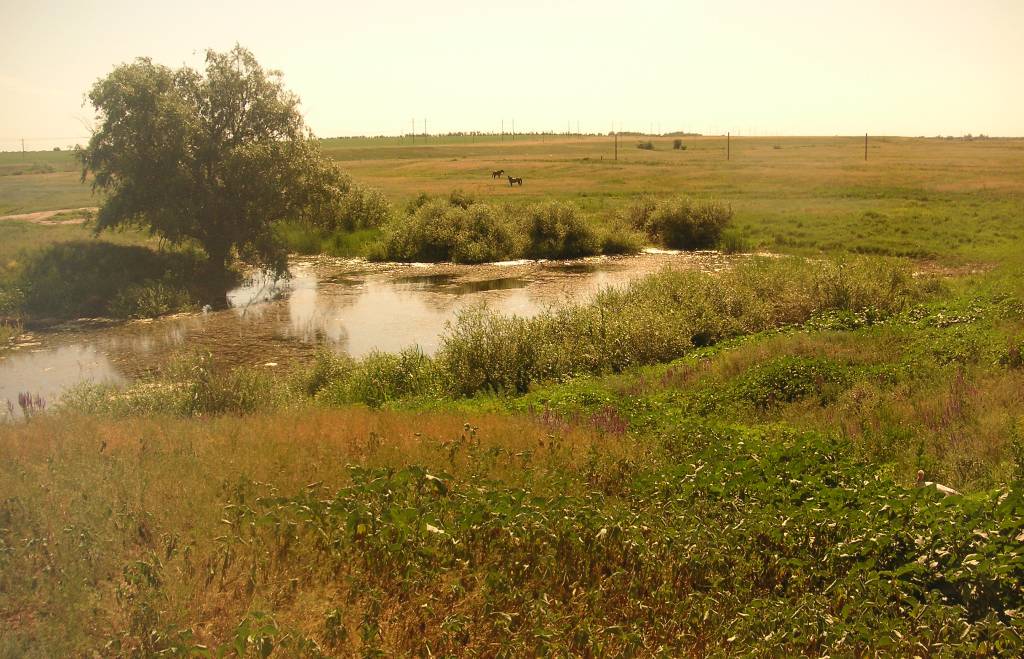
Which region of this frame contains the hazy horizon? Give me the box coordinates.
[2,0,1022,151]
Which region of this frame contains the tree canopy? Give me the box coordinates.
[79,45,344,275]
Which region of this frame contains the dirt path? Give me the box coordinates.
[0,207,97,225]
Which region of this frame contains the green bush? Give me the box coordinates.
[599,223,645,255]
[375,200,518,263]
[522,202,600,259]
[642,196,732,249]
[318,346,440,407]
[307,173,391,232]
[621,196,658,233]
[17,242,203,319]
[109,280,196,319]
[438,306,540,396]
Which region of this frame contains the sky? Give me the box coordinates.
[1,0,1022,150]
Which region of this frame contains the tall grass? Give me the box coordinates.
[69,256,934,415]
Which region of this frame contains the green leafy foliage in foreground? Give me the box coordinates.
[105,425,1024,656]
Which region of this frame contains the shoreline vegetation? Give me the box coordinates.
[3,135,1024,654]
[4,253,1024,654]
[0,184,735,325]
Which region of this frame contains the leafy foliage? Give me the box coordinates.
[78,45,348,274]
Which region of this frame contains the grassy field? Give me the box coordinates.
[4,136,1024,261]
[2,136,1024,655]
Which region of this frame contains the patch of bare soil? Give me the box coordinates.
[0,207,97,225]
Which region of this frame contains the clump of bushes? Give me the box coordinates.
[627,195,733,249]
[109,280,196,319]
[373,198,519,263]
[599,222,645,255]
[317,347,441,407]
[16,242,204,320]
[522,202,600,259]
[636,141,655,150]
[313,173,392,232]
[372,195,612,263]
[672,139,686,150]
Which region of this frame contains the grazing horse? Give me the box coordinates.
[507,176,523,187]
[491,169,505,179]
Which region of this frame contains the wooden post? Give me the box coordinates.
[614,131,618,161]
[727,132,730,160]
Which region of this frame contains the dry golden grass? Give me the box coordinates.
[0,406,634,653]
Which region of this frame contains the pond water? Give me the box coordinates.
[0,251,734,410]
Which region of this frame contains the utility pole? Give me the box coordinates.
[576,120,580,135]
[21,138,25,154]
[411,119,415,144]
[501,119,504,142]
[864,133,868,161]
[614,131,618,161]
[727,132,730,160]
[512,118,515,141]
[424,118,427,142]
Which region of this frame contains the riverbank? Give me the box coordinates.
[3,253,1022,653]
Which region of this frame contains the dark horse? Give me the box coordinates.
[507,176,523,187]
[491,169,505,179]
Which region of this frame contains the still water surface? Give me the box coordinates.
[0,251,733,408]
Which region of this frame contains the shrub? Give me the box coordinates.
[61,353,290,416]
[17,242,203,319]
[446,189,476,210]
[317,346,440,406]
[621,196,658,233]
[642,196,732,249]
[337,181,391,230]
[438,306,540,396]
[299,349,355,397]
[109,280,196,319]
[521,202,600,259]
[672,139,686,150]
[375,200,518,263]
[636,141,654,150]
[313,174,392,232]
[599,223,644,255]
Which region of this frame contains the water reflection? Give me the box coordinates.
[0,252,734,407]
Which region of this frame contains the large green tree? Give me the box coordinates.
[79,45,343,275]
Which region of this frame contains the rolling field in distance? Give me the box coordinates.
[3,135,1023,263]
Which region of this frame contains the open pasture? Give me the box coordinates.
[4,135,1024,262]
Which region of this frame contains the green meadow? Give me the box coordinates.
[2,135,1024,655]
